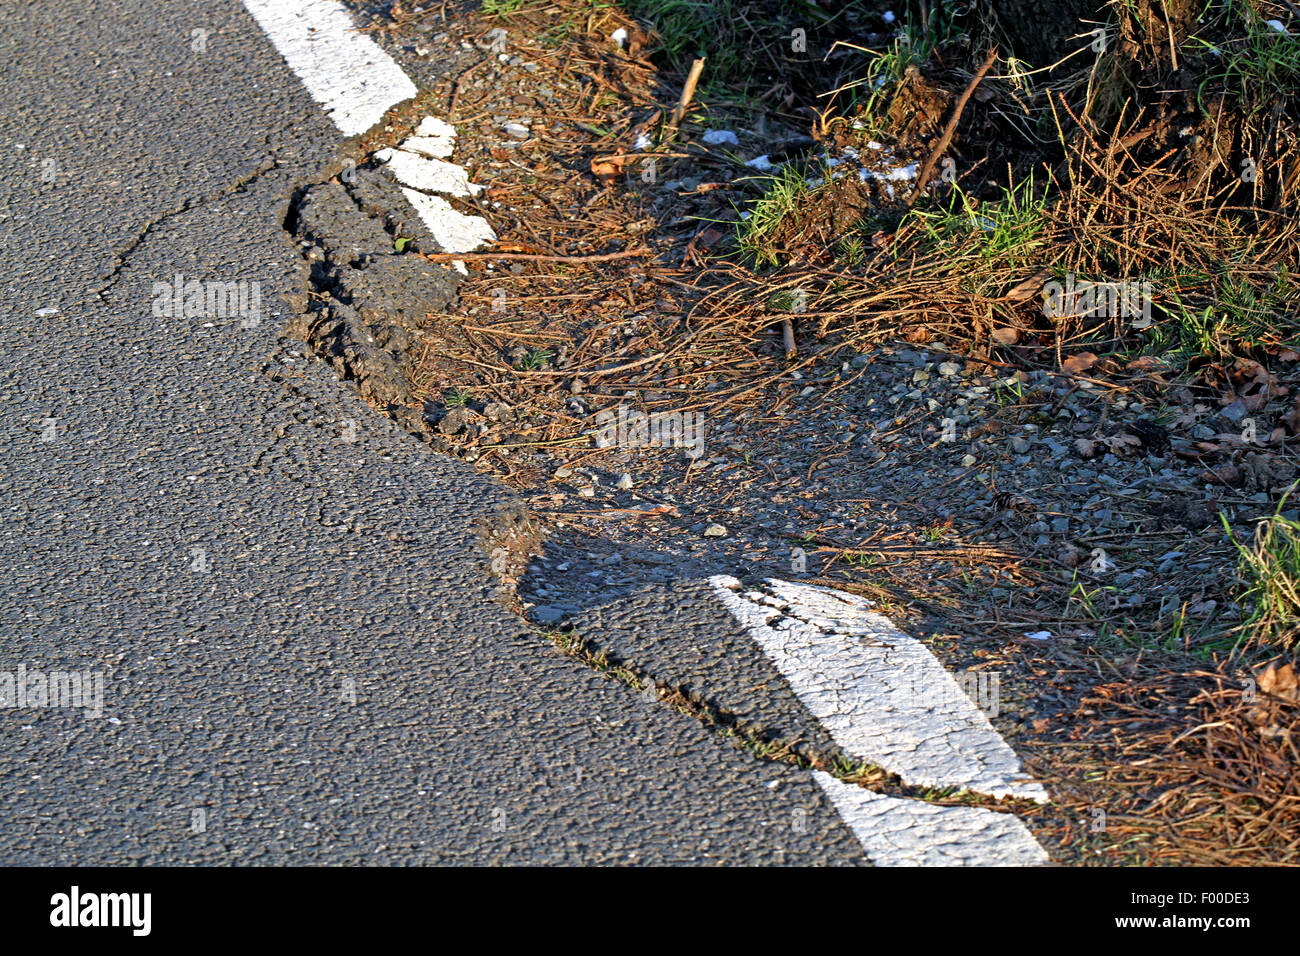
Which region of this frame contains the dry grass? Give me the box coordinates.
[1029,660,1300,865]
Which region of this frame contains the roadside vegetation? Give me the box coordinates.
[359,0,1300,863]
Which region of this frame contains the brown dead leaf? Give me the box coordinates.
[1063,352,1099,374]
[1284,397,1300,434]
[1126,356,1166,372]
[1197,462,1242,485]
[990,327,1020,345]
[590,150,633,185]
[1102,433,1142,456]
[1002,269,1052,302]
[1259,662,1299,701]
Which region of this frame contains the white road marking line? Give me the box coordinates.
[709,575,1048,803]
[399,190,497,273]
[241,0,417,136]
[376,148,485,197]
[404,116,458,157]
[376,120,497,271]
[242,3,497,269]
[812,772,1049,866]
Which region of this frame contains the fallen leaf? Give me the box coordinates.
[1197,462,1242,485]
[590,150,633,185]
[1286,397,1300,434]
[1126,356,1166,371]
[991,327,1020,345]
[1102,433,1142,456]
[1259,662,1299,701]
[1063,351,1099,374]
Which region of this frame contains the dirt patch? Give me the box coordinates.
[285,168,462,410]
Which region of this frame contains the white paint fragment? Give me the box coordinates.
[745,155,776,171]
[634,133,652,150]
[883,10,896,23]
[813,772,1049,866]
[240,0,418,136]
[400,189,496,273]
[702,130,739,146]
[400,136,456,159]
[1266,18,1288,34]
[376,148,484,197]
[415,116,457,141]
[709,575,1048,802]
[610,27,628,48]
[399,116,458,158]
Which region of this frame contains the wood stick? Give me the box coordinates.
[781,317,797,360]
[665,58,706,142]
[906,47,998,207]
[421,249,648,263]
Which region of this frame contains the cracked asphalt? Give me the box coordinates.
[0,0,865,863]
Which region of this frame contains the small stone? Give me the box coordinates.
[553,466,573,479]
[616,473,633,490]
[533,606,566,624]
[1011,437,1030,453]
[1050,517,1070,533]
[703,523,728,537]
[961,454,977,466]
[437,406,476,436]
[938,361,961,377]
[701,130,739,146]
[1219,399,1248,423]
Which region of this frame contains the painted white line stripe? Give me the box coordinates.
[709,575,1048,803]
[400,189,497,273]
[378,119,498,271]
[405,116,458,157]
[813,772,1049,866]
[376,148,485,197]
[241,0,417,136]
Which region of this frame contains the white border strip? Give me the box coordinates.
[241,0,417,136]
[710,575,1047,802]
[813,772,1048,866]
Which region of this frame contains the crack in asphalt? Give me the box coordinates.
[94,151,283,300]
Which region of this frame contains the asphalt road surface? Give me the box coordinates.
[0,0,866,863]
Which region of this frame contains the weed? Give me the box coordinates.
[519,347,555,370]
[1224,498,1300,648]
[1191,1,1300,116]
[734,164,812,267]
[908,175,1052,266]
